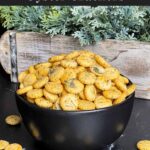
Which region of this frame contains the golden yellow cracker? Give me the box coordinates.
[17,86,33,95]
[79,91,86,100]
[19,83,24,89]
[127,84,136,96]
[114,79,127,92]
[48,54,65,63]
[49,67,64,82]
[103,88,121,99]
[118,75,129,84]
[79,50,95,57]
[77,55,96,67]
[90,65,105,76]
[78,71,96,84]
[137,140,150,150]
[33,77,49,89]
[65,51,80,59]
[95,55,111,68]
[35,97,53,108]
[0,140,9,149]
[5,143,22,150]
[5,115,22,126]
[43,89,58,103]
[74,66,86,74]
[18,71,28,83]
[61,68,76,83]
[113,92,127,105]
[95,76,112,91]
[35,62,52,69]
[60,94,78,111]
[37,66,49,76]
[26,96,35,104]
[45,82,63,94]
[27,89,43,99]
[103,67,120,80]
[64,79,84,94]
[53,99,61,110]
[28,65,36,74]
[84,85,97,101]
[61,59,77,68]
[78,100,95,110]
[23,73,37,86]
[94,96,112,109]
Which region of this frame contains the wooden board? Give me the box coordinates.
[0,31,150,99]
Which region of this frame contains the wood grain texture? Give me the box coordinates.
[0,31,150,99]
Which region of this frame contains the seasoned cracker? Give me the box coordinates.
[78,71,96,84]
[95,76,112,91]
[77,55,96,67]
[94,96,112,109]
[37,66,49,76]
[35,62,52,69]
[90,65,105,76]
[65,51,80,59]
[43,89,58,103]
[61,68,76,83]
[114,79,127,92]
[61,59,77,68]
[5,115,21,126]
[74,66,86,74]
[23,73,37,86]
[103,87,121,99]
[49,67,64,81]
[18,71,28,83]
[27,89,43,99]
[45,82,63,94]
[33,77,49,89]
[113,92,127,105]
[60,94,78,111]
[95,55,111,68]
[85,85,97,101]
[127,84,136,96]
[64,79,84,94]
[0,140,9,149]
[17,86,33,95]
[118,75,129,84]
[48,54,65,62]
[137,140,150,150]
[5,143,22,150]
[35,97,53,108]
[78,100,95,110]
[103,67,120,80]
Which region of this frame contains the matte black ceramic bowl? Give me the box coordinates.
[16,92,135,150]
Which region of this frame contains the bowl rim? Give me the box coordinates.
[16,91,135,114]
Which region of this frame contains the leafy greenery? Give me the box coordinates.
[0,6,150,45]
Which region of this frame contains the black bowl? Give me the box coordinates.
[16,92,135,150]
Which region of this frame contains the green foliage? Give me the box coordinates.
[0,6,149,45]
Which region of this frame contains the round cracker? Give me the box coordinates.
[5,115,22,126]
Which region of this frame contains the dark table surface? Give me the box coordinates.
[0,65,150,150]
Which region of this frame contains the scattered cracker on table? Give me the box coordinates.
[137,140,150,150]
[5,143,22,150]
[16,50,136,111]
[0,140,9,149]
[5,115,22,126]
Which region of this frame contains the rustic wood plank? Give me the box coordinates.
[0,31,150,99]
